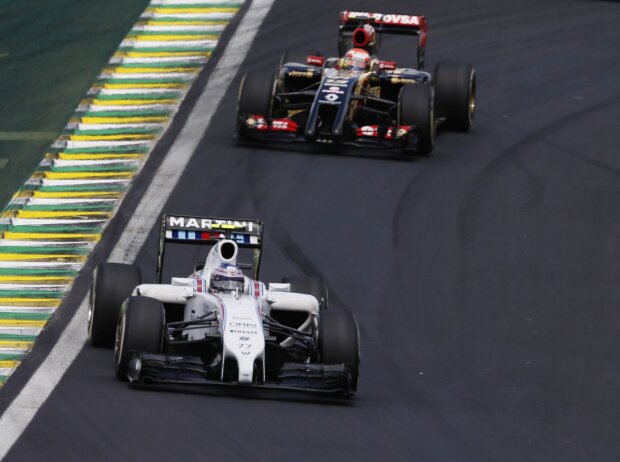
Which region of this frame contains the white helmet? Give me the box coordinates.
[209,263,244,293]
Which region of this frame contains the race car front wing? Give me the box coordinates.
[126,352,356,398]
[238,114,415,149]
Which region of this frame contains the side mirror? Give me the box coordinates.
[306,55,325,67]
[378,60,397,71]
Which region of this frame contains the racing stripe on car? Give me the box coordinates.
[0,0,244,387]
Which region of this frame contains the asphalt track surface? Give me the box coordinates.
[1,0,620,460]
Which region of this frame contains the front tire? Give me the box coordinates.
[114,296,165,381]
[237,71,276,140]
[434,62,476,132]
[398,84,435,155]
[318,309,360,391]
[88,263,141,348]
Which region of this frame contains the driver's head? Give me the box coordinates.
[209,263,244,294]
[342,48,371,72]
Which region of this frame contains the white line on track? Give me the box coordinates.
[0,0,275,458]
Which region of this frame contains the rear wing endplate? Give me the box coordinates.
[157,214,264,282]
[339,11,428,69]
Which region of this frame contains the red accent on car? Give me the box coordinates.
[419,16,428,47]
[270,118,298,132]
[386,126,412,139]
[356,125,379,137]
[378,60,397,70]
[306,55,325,67]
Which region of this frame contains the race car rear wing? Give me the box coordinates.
[157,214,264,282]
[338,11,428,69]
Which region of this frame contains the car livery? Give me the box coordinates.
[236,10,476,156]
[87,215,360,398]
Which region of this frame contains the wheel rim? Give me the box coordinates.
[468,71,477,124]
[114,313,126,374]
[87,276,96,339]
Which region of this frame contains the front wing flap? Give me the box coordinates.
[127,352,355,397]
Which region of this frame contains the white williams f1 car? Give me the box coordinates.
[87,215,360,397]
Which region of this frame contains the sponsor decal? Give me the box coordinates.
[263,118,297,132]
[381,14,420,25]
[357,125,378,137]
[246,115,267,130]
[356,125,410,139]
[229,321,258,328]
[378,61,397,71]
[327,86,345,93]
[397,126,411,138]
[306,56,325,66]
[385,126,411,139]
[325,78,349,85]
[346,11,381,21]
[343,11,421,27]
[390,78,419,85]
[324,93,339,102]
[287,70,315,78]
[167,216,257,232]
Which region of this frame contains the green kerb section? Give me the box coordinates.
[0,291,64,298]
[0,269,78,276]
[0,354,26,361]
[0,334,38,342]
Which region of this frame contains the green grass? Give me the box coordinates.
[0,0,150,209]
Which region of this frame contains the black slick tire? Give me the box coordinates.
[237,71,276,140]
[398,84,435,155]
[433,62,476,132]
[318,309,360,391]
[114,296,165,381]
[88,263,141,348]
[237,72,275,118]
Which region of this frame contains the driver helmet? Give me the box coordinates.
[209,263,245,293]
[342,48,371,72]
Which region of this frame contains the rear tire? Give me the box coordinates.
[434,62,476,132]
[398,84,435,155]
[114,296,165,381]
[88,263,141,348]
[318,309,360,391]
[282,276,329,310]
